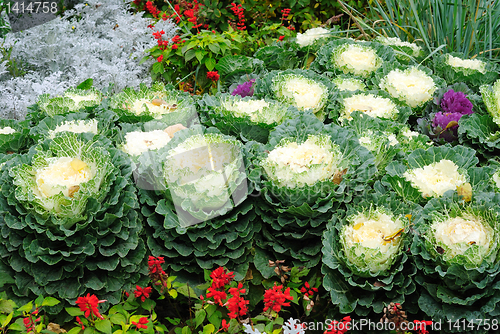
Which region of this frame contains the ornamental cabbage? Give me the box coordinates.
[254,70,333,121]
[199,94,298,143]
[434,53,499,88]
[332,77,366,92]
[403,159,467,198]
[339,93,400,123]
[411,193,500,323]
[331,43,383,77]
[341,207,405,273]
[322,190,419,315]
[480,79,500,126]
[162,130,248,225]
[11,133,112,224]
[296,27,331,47]
[271,73,328,115]
[0,131,146,308]
[35,87,102,118]
[383,145,482,204]
[261,134,343,189]
[110,82,198,125]
[379,66,437,109]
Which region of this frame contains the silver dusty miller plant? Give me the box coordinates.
[0,0,178,119]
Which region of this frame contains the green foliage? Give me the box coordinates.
[146,29,241,93]
[364,0,500,61]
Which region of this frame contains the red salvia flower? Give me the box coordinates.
[278,36,285,41]
[76,316,85,330]
[210,267,235,289]
[145,1,159,18]
[132,317,149,329]
[148,256,166,275]
[207,71,220,82]
[157,55,163,62]
[301,281,318,298]
[263,284,293,313]
[134,286,153,302]
[221,319,230,332]
[75,294,106,320]
[226,283,249,319]
[206,286,227,306]
[172,44,178,50]
[414,320,433,334]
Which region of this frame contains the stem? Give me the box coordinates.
[338,0,369,40]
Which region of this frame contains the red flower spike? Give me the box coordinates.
[263,284,293,313]
[75,294,106,320]
[206,286,227,306]
[134,286,153,302]
[172,44,178,50]
[207,71,220,82]
[157,55,163,62]
[132,317,149,329]
[221,319,230,331]
[226,283,249,319]
[148,256,166,275]
[210,267,235,289]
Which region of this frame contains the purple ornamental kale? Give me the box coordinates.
[440,89,473,115]
[231,79,256,98]
[432,111,463,130]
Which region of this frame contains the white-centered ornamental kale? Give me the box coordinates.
[254,69,333,121]
[339,93,400,122]
[0,132,146,307]
[403,159,466,198]
[28,111,118,143]
[321,191,419,315]
[311,40,395,78]
[383,145,485,204]
[12,134,112,223]
[411,193,500,322]
[35,87,103,118]
[137,127,256,276]
[378,66,439,111]
[272,74,327,115]
[162,130,248,224]
[110,82,197,125]
[199,94,297,143]
[121,130,172,156]
[376,36,423,59]
[333,77,366,92]
[341,207,405,273]
[261,134,343,189]
[434,53,499,88]
[49,119,99,138]
[480,79,500,127]
[331,43,382,77]
[295,27,331,47]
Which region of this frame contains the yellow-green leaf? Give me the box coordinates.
[203,324,215,334]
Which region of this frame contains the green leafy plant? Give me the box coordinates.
[363,0,500,61]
